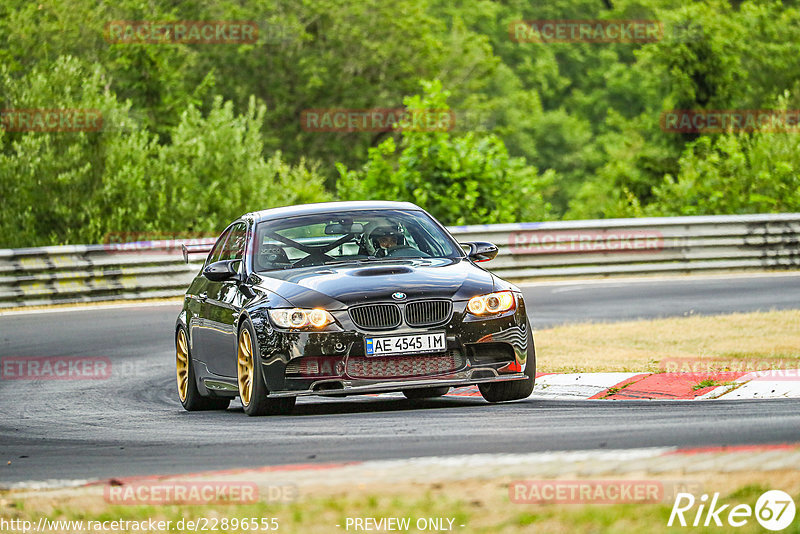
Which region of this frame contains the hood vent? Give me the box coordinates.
[350,266,413,277]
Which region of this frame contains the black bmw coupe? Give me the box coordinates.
[176,201,535,415]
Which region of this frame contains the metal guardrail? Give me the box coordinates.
[1,214,798,308]
[0,240,215,309]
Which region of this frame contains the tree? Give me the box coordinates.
[0,57,329,247]
[336,81,553,225]
[645,121,800,215]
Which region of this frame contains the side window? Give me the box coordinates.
[221,223,248,261]
[206,228,232,265]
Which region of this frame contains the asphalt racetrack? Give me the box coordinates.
[1,273,799,485]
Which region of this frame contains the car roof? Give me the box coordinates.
[243,201,423,223]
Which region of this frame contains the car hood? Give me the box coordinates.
[250,257,495,309]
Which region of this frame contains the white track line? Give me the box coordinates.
[518,271,800,288]
[0,300,182,317]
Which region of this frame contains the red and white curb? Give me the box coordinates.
[696,370,800,399]
[438,370,800,400]
[5,444,799,492]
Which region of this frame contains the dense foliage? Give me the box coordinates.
[1,0,799,246]
[337,81,554,225]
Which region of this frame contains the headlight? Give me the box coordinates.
[467,291,516,315]
[268,308,335,329]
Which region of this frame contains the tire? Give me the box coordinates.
[478,321,536,403]
[176,327,230,411]
[237,319,296,416]
[403,386,450,400]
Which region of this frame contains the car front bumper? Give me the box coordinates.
[265,370,529,397]
[247,295,533,397]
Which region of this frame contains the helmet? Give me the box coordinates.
[370,225,405,251]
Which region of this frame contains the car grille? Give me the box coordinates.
[405,300,452,326]
[349,304,402,330]
[346,350,464,379]
[285,356,342,377]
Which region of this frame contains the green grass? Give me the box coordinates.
[5,482,799,534]
[601,381,635,398]
[692,379,729,391]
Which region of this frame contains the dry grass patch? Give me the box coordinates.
[534,310,800,373]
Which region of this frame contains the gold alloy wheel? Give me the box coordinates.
[237,328,254,407]
[176,329,189,402]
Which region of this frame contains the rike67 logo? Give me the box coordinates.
[669,490,796,531]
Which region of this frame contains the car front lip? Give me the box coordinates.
[264,369,529,397]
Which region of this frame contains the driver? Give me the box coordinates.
[370,225,405,257]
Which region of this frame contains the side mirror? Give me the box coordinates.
[463,241,498,262]
[203,260,241,282]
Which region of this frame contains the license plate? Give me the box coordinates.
[365,332,446,356]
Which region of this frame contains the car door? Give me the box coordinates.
[190,227,232,367]
[203,221,249,378]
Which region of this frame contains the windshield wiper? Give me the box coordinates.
[322,255,435,266]
[322,258,370,266]
[368,255,430,262]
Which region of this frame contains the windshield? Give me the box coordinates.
[253,209,462,272]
